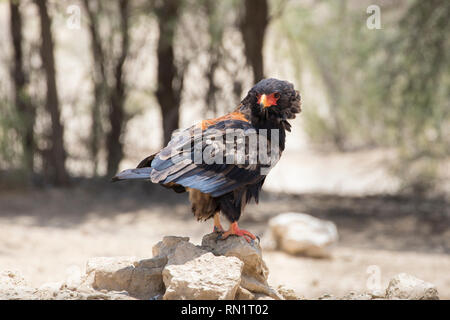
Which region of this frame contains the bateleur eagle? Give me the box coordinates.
[113,78,301,242]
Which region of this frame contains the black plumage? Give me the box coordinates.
[113,78,301,239]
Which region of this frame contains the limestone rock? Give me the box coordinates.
[152,236,190,258]
[385,273,439,300]
[0,270,29,289]
[341,291,374,300]
[235,286,255,300]
[84,256,165,299]
[166,241,208,266]
[201,232,282,299]
[267,212,338,258]
[277,285,302,300]
[0,270,36,300]
[202,233,268,283]
[134,256,168,269]
[85,256,137,292]
[163,252,243,300]
[0,270,134,300]
[34,286,133,300]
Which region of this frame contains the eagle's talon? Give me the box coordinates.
[218,222,256,243]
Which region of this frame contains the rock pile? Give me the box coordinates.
[0,233,439,300]
[0,233,291,300]
[84,234,285,300]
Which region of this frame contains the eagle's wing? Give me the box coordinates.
[149,119,269,198]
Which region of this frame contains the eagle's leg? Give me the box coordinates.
[213,213,224,233]
[219,221,256,243]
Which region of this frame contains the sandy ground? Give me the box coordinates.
[0,180,449,299]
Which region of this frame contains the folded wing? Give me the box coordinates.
[149,119,267,198]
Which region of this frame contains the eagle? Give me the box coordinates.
[113,78,301,242]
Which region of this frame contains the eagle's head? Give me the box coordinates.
[241,78,302,131]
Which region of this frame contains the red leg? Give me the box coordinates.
[219,221,256,243]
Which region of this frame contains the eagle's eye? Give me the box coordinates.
[273,92,281,99]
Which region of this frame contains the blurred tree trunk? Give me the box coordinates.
[240,0,268,82]
[155,0,183,146]
[9,0,35,177]
[35,0,70,185]
[83,0,107,176]
[313,53,345,150]
[203,0,224,116]
[106,0,129,177]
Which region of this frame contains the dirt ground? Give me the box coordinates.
[0,180,449,299]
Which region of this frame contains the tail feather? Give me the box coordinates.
[111,167,152,182]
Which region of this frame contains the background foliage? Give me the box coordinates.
[0,0,448,194]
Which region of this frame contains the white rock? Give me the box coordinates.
[202,233,268,283]
[152,236,190,258]
[201,233,282,300]
[0,270,28,287]
[86,256,138,275]
[385,273,439,300]
[38,281,63,292]
[84,256,165,299]
[0,270,36,300]
[0,269,135,300]
[267,212,338,257]
[64,265,83,290]
[85,256,137,292]
[277,285,302,300]
[163,252,243,300]
[166,241,208,266]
